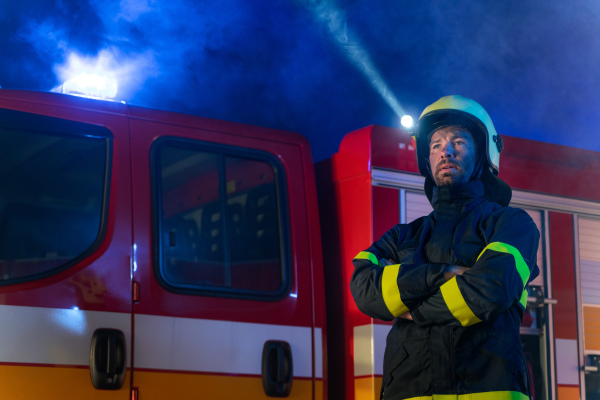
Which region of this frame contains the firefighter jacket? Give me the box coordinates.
[350,180,540,400]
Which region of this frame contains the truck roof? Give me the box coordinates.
[0,89,311,148]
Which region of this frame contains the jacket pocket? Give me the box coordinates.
[383,338,431,398]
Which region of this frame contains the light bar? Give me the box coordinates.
[60,72,118,99]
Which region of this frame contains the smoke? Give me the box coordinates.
[2,0,387,148]
[305,0,406,120]
[2,0,600,160]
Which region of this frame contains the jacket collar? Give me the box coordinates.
[424,172,512,207]
[430,180,486,214]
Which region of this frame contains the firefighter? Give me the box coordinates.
[350,95,540,399]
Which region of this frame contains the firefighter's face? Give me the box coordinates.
[429,127,477,186]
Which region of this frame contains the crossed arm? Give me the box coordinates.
[350,209,539,327]
[378,258,468,321]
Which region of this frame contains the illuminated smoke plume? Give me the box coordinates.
[305,0,406,120]
[2,0,600,160]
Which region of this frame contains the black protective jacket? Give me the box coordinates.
[350,181,540,400]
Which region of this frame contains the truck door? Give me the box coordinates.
[129,114,320,399]
[0,98,133,399]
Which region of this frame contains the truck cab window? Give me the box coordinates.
[0,110,110,285]
[153,141,289,299]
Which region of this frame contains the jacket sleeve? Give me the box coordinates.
[410,208,540,327]
[350,222,447,321]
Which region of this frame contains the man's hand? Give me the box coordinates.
[398,311,413,320]
[444,265,469,281]
[398,266,468,322]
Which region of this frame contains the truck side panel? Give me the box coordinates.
[0,92,133,398]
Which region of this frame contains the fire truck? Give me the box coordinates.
[0,89,599,400]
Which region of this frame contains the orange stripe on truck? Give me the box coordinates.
[0,363,130,400]
[134,369,321,400]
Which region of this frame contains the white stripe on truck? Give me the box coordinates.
[0,305,323,379]
[0,304,131,366]
[134,313,322,378]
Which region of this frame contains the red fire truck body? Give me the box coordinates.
[318,124,600,400]
[0,89,598,400]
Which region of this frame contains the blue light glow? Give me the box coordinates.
[308,0,406,118]
[52,51,119,99]
[62,72,118,99]
[51,49,157,101]
[50,307,87,335]
[132,243,138,277]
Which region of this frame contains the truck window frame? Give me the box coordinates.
[0,108,112,286]
[151,137,291,301]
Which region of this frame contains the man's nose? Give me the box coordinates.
[440,143,455,158]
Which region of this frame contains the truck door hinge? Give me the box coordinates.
[132,281,140,303]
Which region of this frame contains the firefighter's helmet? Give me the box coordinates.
[414,95,512,206]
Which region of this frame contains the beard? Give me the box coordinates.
[432,159,474,186]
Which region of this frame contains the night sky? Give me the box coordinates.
[2,0,599,161]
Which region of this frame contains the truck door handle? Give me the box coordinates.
[262,340,293,397]
[90,328,126,390]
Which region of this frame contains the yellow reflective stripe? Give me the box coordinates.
[520,289,528,308]
[476,242,530,287]
[440,277,481,327]
[354,251,379,265]
[381,264,409,317]
[402,391,528,400]
[354,251,409,317]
